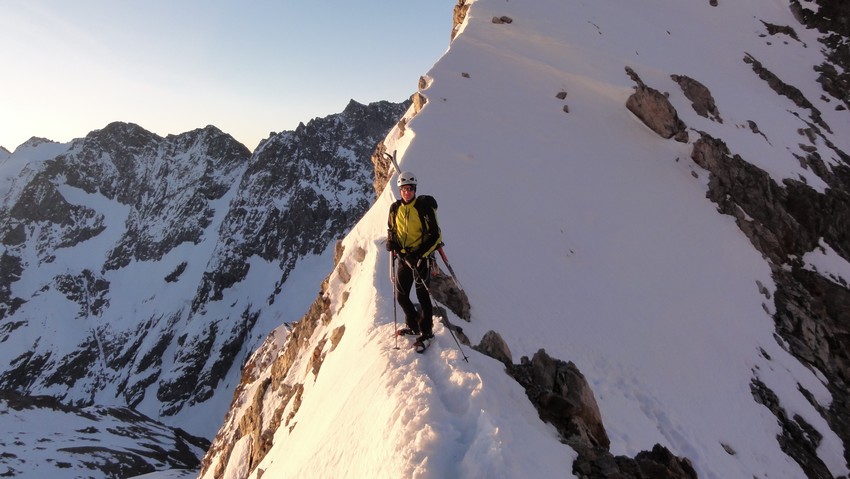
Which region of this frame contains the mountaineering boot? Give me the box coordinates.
[413,333,434,353]
[400,307,421,336]
[396,327,419,337]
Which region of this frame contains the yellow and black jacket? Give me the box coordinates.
[387,195,442,257]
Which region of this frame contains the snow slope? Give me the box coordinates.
[200,0,848,478]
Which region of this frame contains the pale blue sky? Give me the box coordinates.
[1,1,456,151]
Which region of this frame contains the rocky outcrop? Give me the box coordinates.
[53,269,110,318]
[0,252,25,319]
[509,349,610,449]
[429,262,471,321]
[199,290,327,479]
[789,0,850,111]
[743,53,831,133]
[8,172,106,264]
[472,330,513,366]
[690,130,850,471]
[671,74,722,123]
[625,67,689,142]
[751,378,835,479]
[568,442,698,479]
[475,332,697,479]
[452,0,471,41]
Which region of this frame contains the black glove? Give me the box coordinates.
[386,230,400,252]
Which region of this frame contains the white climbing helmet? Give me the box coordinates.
[397,171,418,188]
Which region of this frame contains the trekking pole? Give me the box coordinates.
[400,256,469,362]
[391,252,399,350]
[385,149,401,350]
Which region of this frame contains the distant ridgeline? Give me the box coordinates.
[0,99,409,478]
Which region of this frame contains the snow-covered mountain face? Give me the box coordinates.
[201,1,849,478]
[0,99,408,477]
[1,123,250,422]
[0,390,208,478]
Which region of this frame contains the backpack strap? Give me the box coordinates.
[387,199,402,249]
[387,199,402,230]
[413,196,441,256]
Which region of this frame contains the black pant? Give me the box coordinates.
[396,257,433,336]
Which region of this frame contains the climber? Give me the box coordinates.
[386,171,442,352]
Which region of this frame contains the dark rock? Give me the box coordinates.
[789,0,850,110]
[671,74,723,122]
[634,444,699,479]
[500,345,696,478]
[625,68,688,142]
[0,253,26,319]
[429,266,471,321]
[0,349,53,391]
[743,53,831,133]
[473,330,513,366]
[761,21,801,42]
[509,349,609,449]
[7,173,107,262]
[164,262,187,283]
[751,378,833,478]
[690,128,850,471]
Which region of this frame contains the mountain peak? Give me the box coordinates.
[344,98,366,112]
[13,136,59,153]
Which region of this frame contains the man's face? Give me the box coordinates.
[400,185,415,201]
